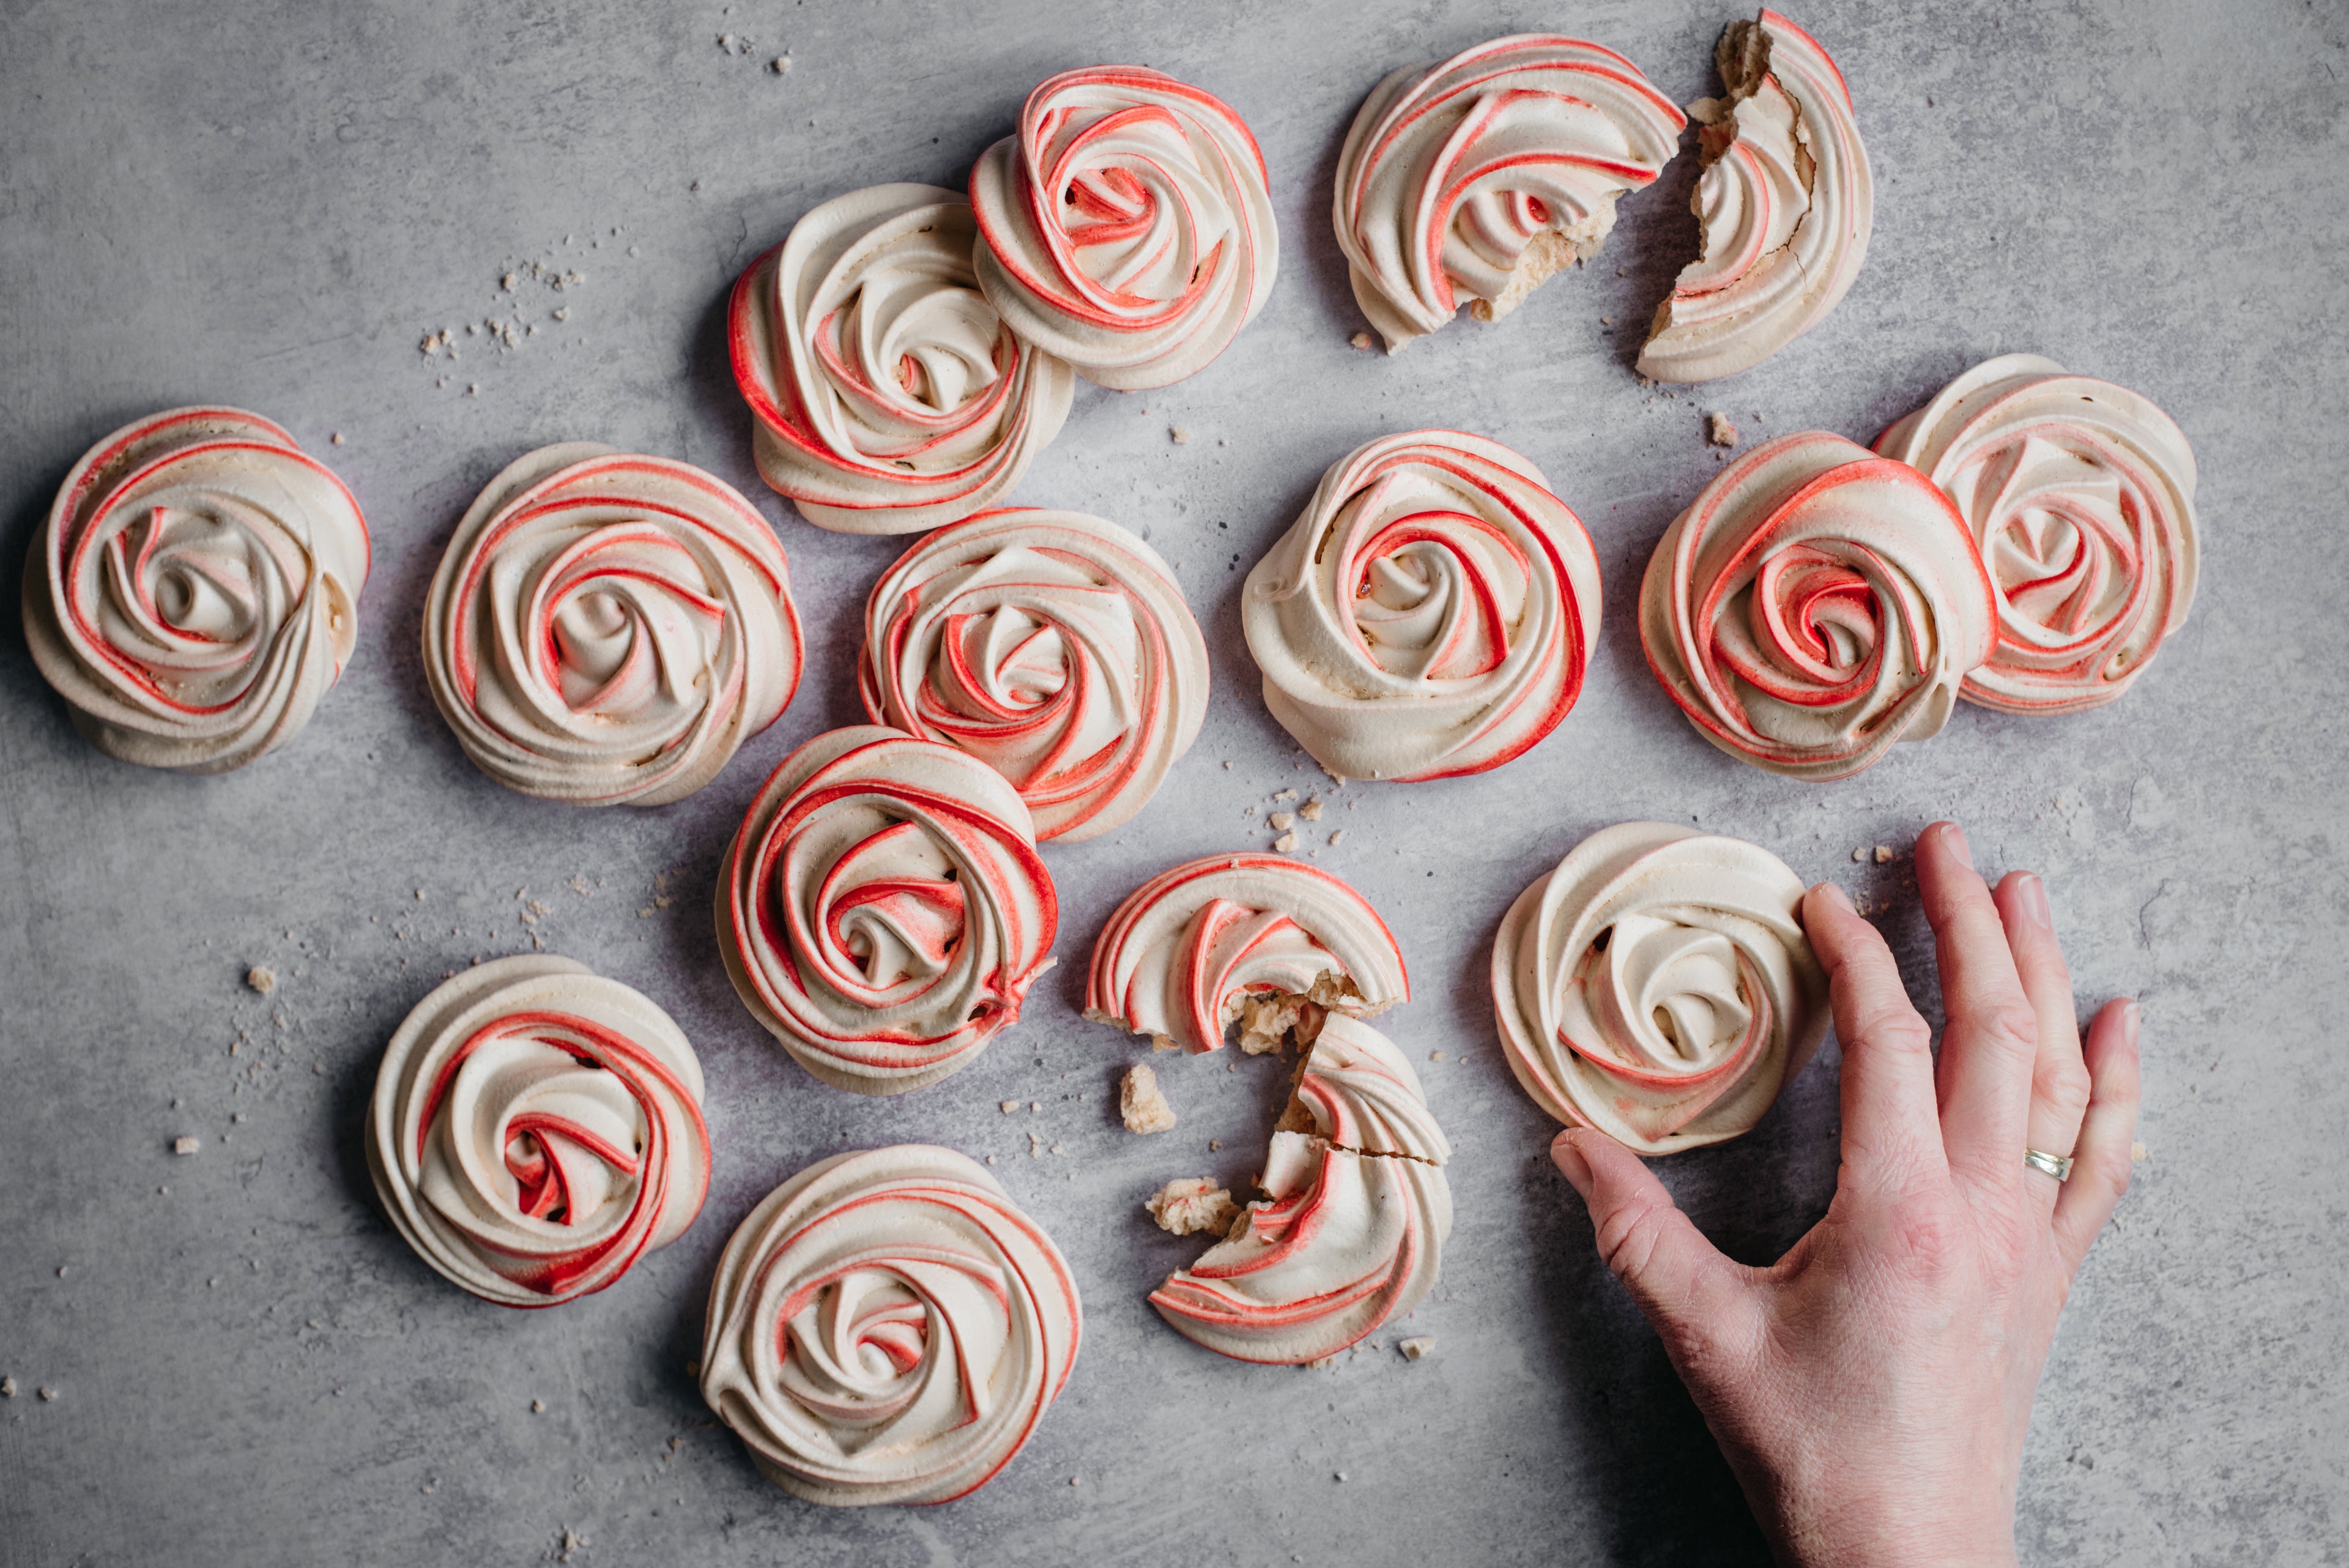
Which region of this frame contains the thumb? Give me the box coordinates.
[1552,1128,1754,1336]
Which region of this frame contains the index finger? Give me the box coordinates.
[1803,882,1946,1200]
[1915,821,2037,1191]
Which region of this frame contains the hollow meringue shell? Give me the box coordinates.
[1490,822,1828,1154]
[729,184,1075,533]
[366,955,711,1307]
[24,406,369,772]
[1242,429,1601,781]
[716,726,1059,1096]
[1085,853,1408,1053]
[1639,429,1995,781]
[1874,353,2199,715]
[1637,10,1872,384]
[423,442,803,806]
[702,1145,1080,1506]
[856,508,1209,841]
[970,66,1278,390]
[1334,34,1685,351]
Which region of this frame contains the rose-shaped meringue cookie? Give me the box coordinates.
[857,508,1209,841]
[1151,1016,1450,1364]
[1874,354,2199,715]
[1638,11,1872,384]
[702,1145,1080,1506]
[1491,822,1827,1154]
[422,443,803,807]
[730,184,1075,534]
[1085,854,1409,1055]
[970,66,1278,390]
[1243,431,1601,781]
[717,726,1058,1096]
[23,406,369,772]
[366,955,710,1306]
[1639,430,1995,781]
[1334,35,1685,352]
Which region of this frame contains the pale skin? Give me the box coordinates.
[1548,821,2142,1567]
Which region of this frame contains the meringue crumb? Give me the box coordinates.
[39,1386,58,1401]
[1209,1139,1223,1151]
[1299,799,1324,820]
[772,55,792,73]
[1119,1064,1178,1134]
[1274,831,1299,853]
[1305,1356,1337,1370]
[1600,316,1612,326]
[330,431,345,445]
[1223,760,1233,770]
[986,1154,998,1165]
[1329,830,1346,846]
[1398,1336,1436,1361]
[1145,1176,1239,1237]
[1874,845,1894,864]
[1244,805,1258,816]
[245,965,277,995]
[1170,426,1191,445]
[1852,847,1867,863]
[2131,1141,2149,1162]
[1069,1476,1080,1487]
[1269,812,1294,830]
[1334,1470,1349,1481]
[172,1136,199,1156]
[531,1399,546,1413]
[1001,1100,1019,1114]
[0,1378,13,1397]
[1708,412,1739,447]
[1030,1101,1042,1113]
[1274,789,1297,802]
[1427,1050,1445,1063]
[1349,330,1374,351]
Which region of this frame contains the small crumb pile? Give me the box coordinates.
[245,965,277,995]
[1397,1335,1436,1361]
[1144,1177,1240,1238]
[1119,1063,1178,1134]
[1708,412,1739,447]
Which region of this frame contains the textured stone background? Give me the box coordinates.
[2,1,2343,1563]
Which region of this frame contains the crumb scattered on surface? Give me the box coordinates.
[1427,1050,1445,1063]
[1300,799,1324,820]
[1305,1356,1337,1370]
[1209,1138,1223,1151]
[1852,847,1866,863]
[1329,830,1346,846]
[1398,1336,1436,1361]
[1274,788,1297,802]
[1,1377,15,1397]
[1170,425,1191,445]
[1001,1100,1019,1114]
[1145,1176,1241,1237]
[1269,812,1294,830]
[1274,831,1299,853]
[1874,845,1894,864]
[2132,1141,2149,1162]
[245,965,277,995]
[1708,412,1739,446]
[1349,330,1373,351]
[772,55,792,72]
[173,1136,199,1156]
[1030,1101,1042,1113]
[1119,1063,1178,1134]
[531,1399,546,1414]
[985,1153,998,1165]
[39,1386,58,1401]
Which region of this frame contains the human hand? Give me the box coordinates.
[1548,822,2141,1567]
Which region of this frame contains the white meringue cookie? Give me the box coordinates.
[716,726,1059,1096]
[1638,10,1872,383]
[366,955,710,1306]
[1639,429,1995,781]
[702,1145,1081,1506]
[1874,354,2199,715]
[23,406,368,772]
[1334,35,1685,351]
[1243,430,1601,781]
[730,184,1074,533]
[971,66,1278,390]
[1150,1017,1450,1364]
[1491,822,1828,1154]
[856,508,1209,841]
[1085,853,1408,1055]
[423,443,803,807]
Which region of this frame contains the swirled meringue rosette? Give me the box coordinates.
[1334,35,1685,352]
[1874,353,2199,715]
[1638,11,1872,384]
[423,443,803,807]
[1151,1016,1450,1364]
[1243,431,1601,781]
[366,956,710,1307]
[1085,853,1408,1055]
[1491,823,1827,1155]
[1639,430,1995,781]
[23,406,369,772]
[702,1145,1080,1506]
[730,184,1075,533]
[971,67,1278,390]
[857,508,1209,842]
[717,727,1058,1096]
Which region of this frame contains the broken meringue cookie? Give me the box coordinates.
[1334,34,1685,352]
[1149,1016,1451,1365]
[1638,10,1872,383]
[1119,1063,1179,1134]
[1085,853,1409,1055]
[1491,822,1828,1154]
[1145,1176,1239,1238]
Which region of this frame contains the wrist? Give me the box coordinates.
[1735,1461,2018,1568]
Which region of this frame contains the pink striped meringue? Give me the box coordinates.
[1638,11,1872,384]
[716,726,1059,1096]
[366,956,710,1307]
[857,508,1209,842]
[970,66,1278,390]
[423,444,803,806]
[1491,823,1827,1155]
[24,406,368,771]
[1085,854,1408,1055]
[1639,429,1994,781]
[1150,1016,1450,1365]
[1334,35,1685,352]
[702,1145,1080,1506]
[730,184,1074,533]
[1243,430,1601,781]
[1874,354,2199,715]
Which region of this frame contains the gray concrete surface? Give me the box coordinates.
[2,1,2343,1562]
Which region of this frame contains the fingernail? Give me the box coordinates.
[2121,999,2141,1050]
[1817,882,1855,913]
[2013,872,2051,929]
[1940,822,1975,871]
[1550,1131,1593,1197]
